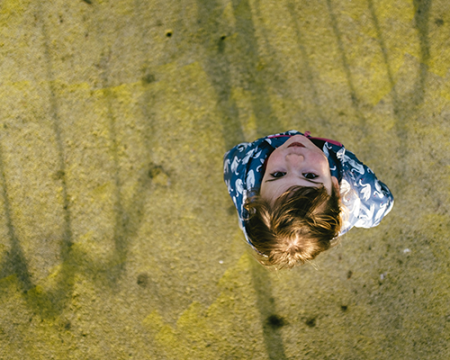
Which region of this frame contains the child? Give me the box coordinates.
[223,130,394,269]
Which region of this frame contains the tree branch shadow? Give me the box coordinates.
[368,0,431,160]
[0,4,154,319]
[325,0,365,127]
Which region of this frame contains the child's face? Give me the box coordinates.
[261,135,338,204]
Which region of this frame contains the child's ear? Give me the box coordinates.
[331,176,340,191]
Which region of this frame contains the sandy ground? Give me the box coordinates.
[0,0,449,359]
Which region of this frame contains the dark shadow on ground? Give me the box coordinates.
[196,0,245,150]
[413,0,431,107]
[284,0,326,122]
[325,0,365,127]
[0,142,33,292]
[0,3,155,319]
[250,260,288,360]
[229,0,282,136]
[368,0,431,158]
[97,49,132,285]
[195,0,286,357]
[0,4,78,319]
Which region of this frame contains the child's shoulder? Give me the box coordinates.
[330,145,394,234]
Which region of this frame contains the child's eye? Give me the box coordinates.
[270,172,286,178]
[303,173,318,179]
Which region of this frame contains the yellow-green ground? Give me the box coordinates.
[0,0,449,359]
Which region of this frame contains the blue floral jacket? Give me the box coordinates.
[223,130,394,249]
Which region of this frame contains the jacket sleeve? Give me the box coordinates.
[223,141,254,227]
[337,147,394,234]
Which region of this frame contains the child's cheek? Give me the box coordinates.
[265,150,279,171]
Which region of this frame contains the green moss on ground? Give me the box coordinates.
[0,0,449,359]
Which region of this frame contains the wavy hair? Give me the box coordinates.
[244,185,342,269]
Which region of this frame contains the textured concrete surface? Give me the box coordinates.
[0,0,449,359]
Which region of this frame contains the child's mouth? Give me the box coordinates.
[288,142,305,148]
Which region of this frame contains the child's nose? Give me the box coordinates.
[286,153,305,167]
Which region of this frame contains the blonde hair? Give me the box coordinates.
[244,185,342,269]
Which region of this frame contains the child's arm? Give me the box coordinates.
[333,146,394,234]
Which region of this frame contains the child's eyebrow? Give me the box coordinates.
[265,177,321,185]
[303,178,321,185]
